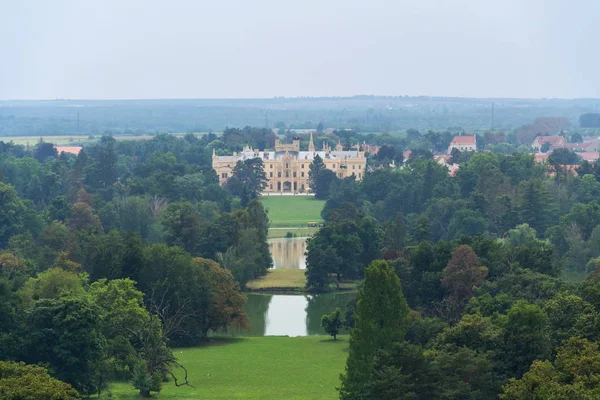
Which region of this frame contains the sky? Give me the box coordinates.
[1,0,599,100]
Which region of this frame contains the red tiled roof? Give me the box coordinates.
[533,136,565,146]
[579,152,600,162]
[55,146,83,155]
[450,136,476,145]
[534,153,549,163]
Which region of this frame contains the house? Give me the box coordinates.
[447,136,476,154]
[579,152,600,163]
[531,136,566,152]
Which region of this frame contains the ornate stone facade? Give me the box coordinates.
[212,133,367,193]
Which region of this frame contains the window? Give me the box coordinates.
[270,164,273,168]
[301,172,304,177]
[301,164,305,168]
[286,171,289,178]
[333,164,336,168]
[221,173,228,178]
[352,165,355,170]
[286,163,289,168]
[293,172,297,178]
[358,165,362,169]
[338,173,343,178]
[270,172,273,177]
[278,172,281,177]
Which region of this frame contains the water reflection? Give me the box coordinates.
[243,293,356,336]
[268,237,308,269]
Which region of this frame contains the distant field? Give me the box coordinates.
[109,336,348,400]
[0,132,211,145]
[261,196,325,228]
[0,135,91,145]
[246,269,306,291]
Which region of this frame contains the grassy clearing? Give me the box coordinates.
[0,132,212,145]
[267,227,319,238]
[0,135,92,145]
[261,196,325,228]
[109,336,348,400]
[246,269,306,291]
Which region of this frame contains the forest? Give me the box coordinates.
[2,125,600,398]
[1,97,599,136]
[306,141,600,398]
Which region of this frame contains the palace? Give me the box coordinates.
[212,133,367,193]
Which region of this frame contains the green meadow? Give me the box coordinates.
[261,195,325,229]
[110,336,348,400]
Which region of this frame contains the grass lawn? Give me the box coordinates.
[109,336,348,400]
[246,269,306,291]
[267,227,319,238]
[261,196,325,228]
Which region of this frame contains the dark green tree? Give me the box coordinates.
[321,308,344,340]
[340,260,409,400]
[226,158,268,206]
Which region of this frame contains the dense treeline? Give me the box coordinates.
[306,150,600,398]
[0,134,271,397]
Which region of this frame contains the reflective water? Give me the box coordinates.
[243,292,356,336]
[268,237,308,269]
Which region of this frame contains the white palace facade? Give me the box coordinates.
[212,133,367,193]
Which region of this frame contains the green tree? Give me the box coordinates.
[321,308,344,340]
[503,300,551,378]
[0,182,26,247]
[21,296,105,395]
[309,154,337,199]
[226,158,267,206]
[502,337,600,399]
[340,260,409,400]
[0,361,80,400]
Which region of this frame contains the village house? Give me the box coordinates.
[447,136,477,154]
[212,133,366,193]
[531,135,566,152]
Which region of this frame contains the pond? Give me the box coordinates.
[236,236,356,336]
[268,237,308,269]
[243,292,356,336]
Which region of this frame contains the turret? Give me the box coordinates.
[308,132,315,152]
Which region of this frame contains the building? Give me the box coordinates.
[531,135,566,152]
[212,133,367,193]
[447,136,477,154]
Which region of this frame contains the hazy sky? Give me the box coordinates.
[1,0,599,99]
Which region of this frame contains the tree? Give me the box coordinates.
[0,182,25,248]
[67,202,103,233]
[519,180,554,234]
[441,246,487,304]
[0,361,80,400]
[34,141,58,162]
[21,295,105,395]
[579,113,600,128]
[502,337,600,399]
[441,245,488,321]
[503,300,551,378]
[193,257,248,335]
[226,158,267,206]
[340,260,409,399]
[321,308,344,340]
[309,154,337,199]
